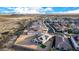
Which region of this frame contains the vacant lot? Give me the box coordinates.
[0,15,37,33]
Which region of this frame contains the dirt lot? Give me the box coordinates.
[0,14,38,33]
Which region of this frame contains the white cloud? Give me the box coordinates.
[0,7,53,14]
[65,9,79,13]
[14,7,54,14]
[57,9,79,14]
[14,7,45,14]
[44,7,53,11]
[0,10,15,14]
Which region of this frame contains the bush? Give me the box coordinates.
[68,29,79,34]
[68,29,73,34]
[40,44,46,48]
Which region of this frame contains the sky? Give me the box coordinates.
[0,7,79,14]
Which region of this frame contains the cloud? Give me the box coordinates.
[0,7,47,14]
[44,7,53,11]
[56,9,79,14]
[14,7,45,14]
[65,9,79,13]
[14,7,54,14]
[1,11,15,14]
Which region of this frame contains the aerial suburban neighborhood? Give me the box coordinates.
[0,14,79,51]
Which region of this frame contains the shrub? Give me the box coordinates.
[40,44,46,48]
